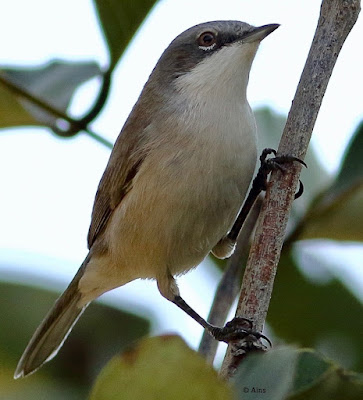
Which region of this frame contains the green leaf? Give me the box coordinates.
[0,77,38,127]
[233,347,299,400]
[297,184,363,241]
[291,350,363,400]
[93,0,158,69]
[293,350,330,393]
[0,60,101,128]
[269,252,363,371]
[233,347,363,400]
[293,122,363,242]
[90,335,232,400]
[332,121,363,196]
[291,367,363,400]
[0,281,150,396]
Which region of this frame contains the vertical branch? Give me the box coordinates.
[220,0,360,379]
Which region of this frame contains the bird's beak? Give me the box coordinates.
[243,23,280,43]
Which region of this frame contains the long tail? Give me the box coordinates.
[14,256,90,378]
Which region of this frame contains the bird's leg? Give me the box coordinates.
[217,148,306,252]
[169,149,305,345]
[159,274,266,343]
[199,149,305,346]
[172,295,271,345]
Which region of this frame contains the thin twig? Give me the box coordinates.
[220,0,360,380]
[198,198,262,363]
[0,72,113,149]
[78,69,112,127]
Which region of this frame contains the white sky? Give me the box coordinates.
[0,0,362,352]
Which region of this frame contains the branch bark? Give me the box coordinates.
[220,0,360,380]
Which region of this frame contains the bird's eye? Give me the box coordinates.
[197,31,217,49]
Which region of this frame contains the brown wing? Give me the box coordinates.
[87,97,153,248]
[87,149,143,248]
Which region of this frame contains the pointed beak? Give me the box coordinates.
[243,23,280,43]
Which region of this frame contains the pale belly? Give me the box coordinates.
[105,137,257,279]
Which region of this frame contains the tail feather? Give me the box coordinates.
[14,260,89,378]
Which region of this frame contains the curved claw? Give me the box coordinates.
[294,180,304,199]
[260,148,307,169]
[295,157,307,169]
[255,332,272,347]
[270,155,307,170]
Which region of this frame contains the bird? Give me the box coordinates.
[14,20,279,378]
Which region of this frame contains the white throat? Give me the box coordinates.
[169,41,259,147]
[174,41,259,103]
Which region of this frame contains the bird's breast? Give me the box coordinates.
[106,100,257,276]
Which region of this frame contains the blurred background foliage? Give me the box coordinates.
[0,282,150,399]
[0,0,362,399]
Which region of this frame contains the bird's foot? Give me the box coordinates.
[209,317,272,347]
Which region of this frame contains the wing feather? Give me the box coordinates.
[87,97,154,248]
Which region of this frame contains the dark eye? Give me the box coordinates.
[197,31,217,48]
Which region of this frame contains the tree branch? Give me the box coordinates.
[0,73,113,149]
[220,0,360,380]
